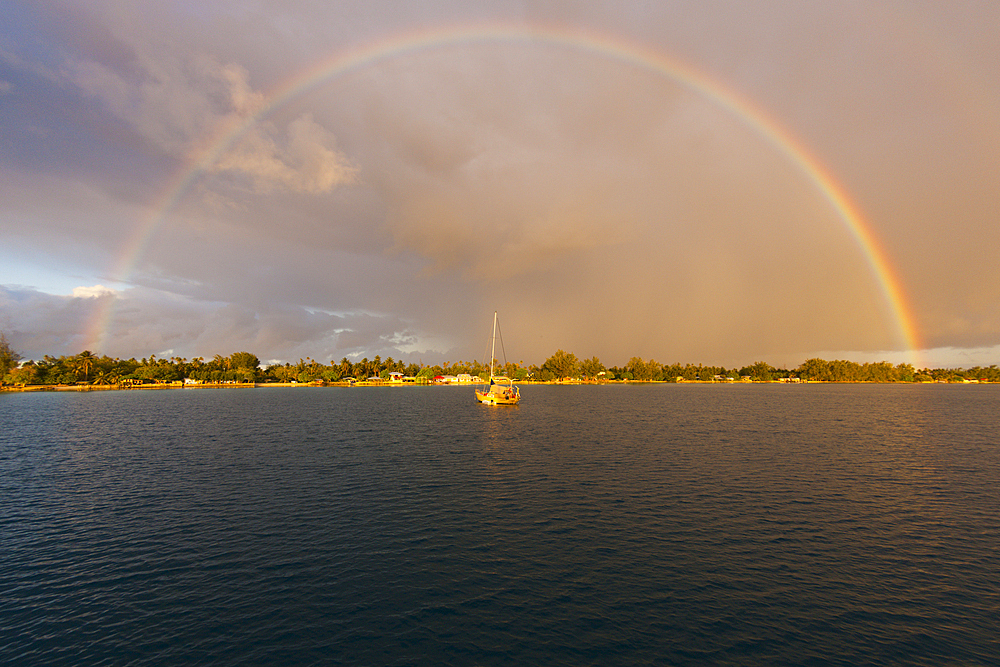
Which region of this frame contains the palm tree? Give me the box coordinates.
[73,350,95,383]
[93,369,120,386]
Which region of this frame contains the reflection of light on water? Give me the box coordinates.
[477,400,522,476]
[808,386,988,532]
[480,403,519,440]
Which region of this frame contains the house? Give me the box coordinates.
[388,372,405,383]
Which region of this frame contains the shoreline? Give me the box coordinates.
[2,379,990,393]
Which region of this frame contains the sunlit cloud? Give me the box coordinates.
[69,48,355,194]
[72,285,118,299]
[210,113,358,193]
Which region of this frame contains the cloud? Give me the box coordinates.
[0,284,441,364]
[210,113,358,193]
[68,46,355,194]
[72,285,118,299]
[0,285,105,356]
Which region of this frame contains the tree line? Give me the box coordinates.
[0,333,997,386]
[542,350,999,383]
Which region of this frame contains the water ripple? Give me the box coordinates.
[1,384,998,665]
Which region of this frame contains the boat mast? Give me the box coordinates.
[490,311,497,379]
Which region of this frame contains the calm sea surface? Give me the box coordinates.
[1,384,998,666]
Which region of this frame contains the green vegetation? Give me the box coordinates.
[1,331,997,387]
[0,332,21,380]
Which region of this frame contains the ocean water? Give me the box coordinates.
[1,384,998,666]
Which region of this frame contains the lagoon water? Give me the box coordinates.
[1,384,998,665]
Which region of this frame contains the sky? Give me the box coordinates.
[2,1,998,370]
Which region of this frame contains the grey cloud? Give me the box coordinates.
[0,285,439,364]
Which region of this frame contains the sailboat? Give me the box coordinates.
[475,311,520,405]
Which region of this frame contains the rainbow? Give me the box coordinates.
[86,22,922,364]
